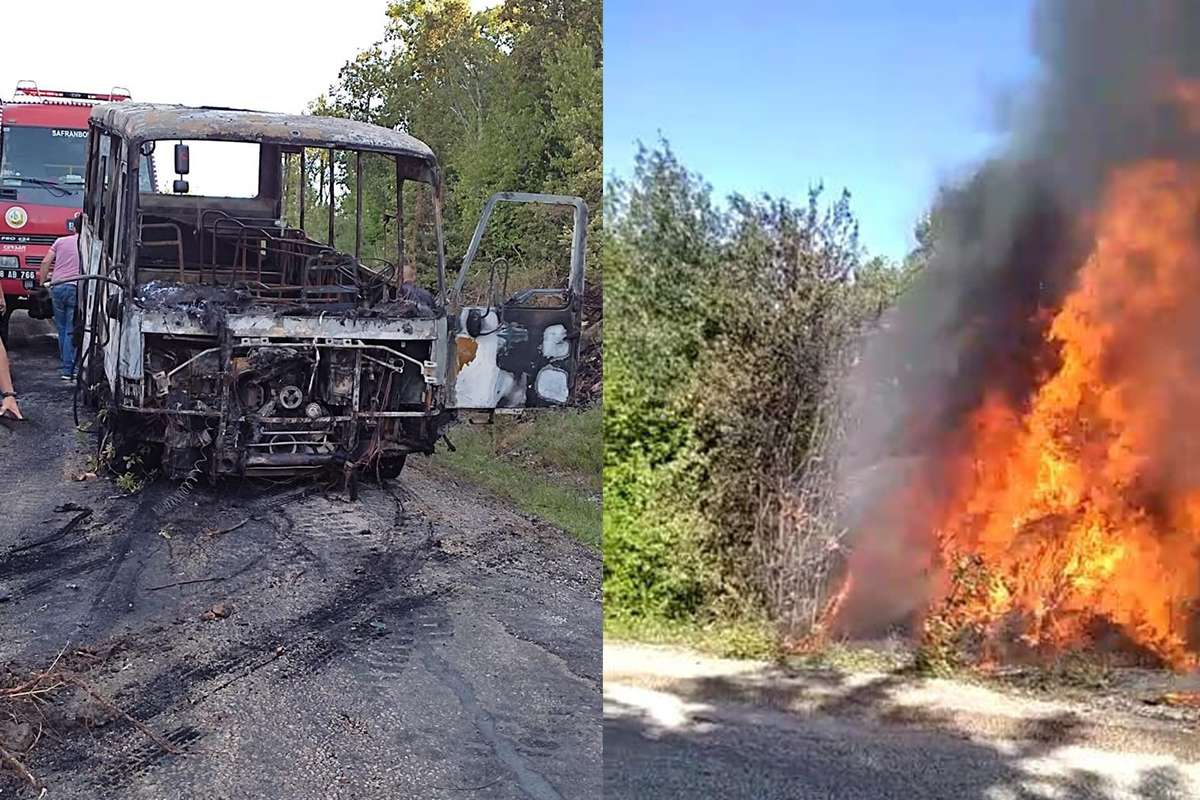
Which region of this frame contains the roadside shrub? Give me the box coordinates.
[914,555,1002,675]
[604,144,916,644]
[602,143,725,623]
[602,453,713,620]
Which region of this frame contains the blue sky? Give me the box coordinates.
[604,0,1039,261]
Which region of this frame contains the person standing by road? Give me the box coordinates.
[38,214,83,381]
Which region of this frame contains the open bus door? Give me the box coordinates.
[449,193,587,410]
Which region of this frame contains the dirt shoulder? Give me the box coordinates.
[606,642,1200,759]
[429,408,601,547]
[605,642,1200,799]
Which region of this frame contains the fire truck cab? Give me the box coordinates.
[0,82,140,345]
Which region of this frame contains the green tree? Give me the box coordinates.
[319,0,602,297]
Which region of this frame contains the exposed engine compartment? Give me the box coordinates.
[130,322,445,480]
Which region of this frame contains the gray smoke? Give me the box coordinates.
[833,0,1200,634]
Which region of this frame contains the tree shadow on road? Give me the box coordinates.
[603,664,1194,800]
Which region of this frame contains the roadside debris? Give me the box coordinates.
[203,518,249,538]
[0,643,178,790]
[146,575,229,592]
[7,507,92,556]
[201,603,232,621]
[1146,691,1200,708]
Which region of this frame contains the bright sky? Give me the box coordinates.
[604,0,1040,261]
[0,0,499,195]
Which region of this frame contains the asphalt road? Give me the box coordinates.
[604,645,1200,800]
[0,314,602,799]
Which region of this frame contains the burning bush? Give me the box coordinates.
[835,0,1200,669]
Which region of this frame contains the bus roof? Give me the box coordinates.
[90,103,437,165]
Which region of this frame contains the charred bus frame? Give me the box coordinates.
[76,103,588,488]
[79,104,450,484]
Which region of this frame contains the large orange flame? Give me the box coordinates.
[927,157,1200,667]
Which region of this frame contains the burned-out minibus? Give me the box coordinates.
[77,104,586,486]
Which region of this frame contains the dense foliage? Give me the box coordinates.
[604,142,919,632]
[302,0,602,297]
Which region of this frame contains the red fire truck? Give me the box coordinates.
[0,82,135,345]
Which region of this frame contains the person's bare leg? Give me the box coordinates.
[0,337,22,418]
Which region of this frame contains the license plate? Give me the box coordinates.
[2,269,36,281]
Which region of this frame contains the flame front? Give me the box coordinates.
[925,158,1200,666]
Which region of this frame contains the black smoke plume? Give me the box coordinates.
[833,0,1200,634]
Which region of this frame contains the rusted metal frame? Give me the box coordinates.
[395,158,404,286]
[247,440,329,449]
[208,216,327,260]
[229,340,428,371]
[300,252,315,296]
[137,222,186,277]
[210,218,221,286]
[356,410,437,418]
[238,229,250,286]
[123,144,145,282]
[114,139,136,292]
[132,407,221,418]
[165,346,220,379]
[307,341,321,396]
[205,216,330,291]
[282,150,291,232]
[349,349,363,452]
[328,148,336,247]
[453,192,588,302]
[299,149,307,232]
[231,410,437,423]
[432,174,447,305]
[243,420,336,428]
[319,150,326,239]
[354,151,363,261]
[98,108,437,165]
[245,415,348,424]
[237,410,437,421]
[246,453,342,467]
[213,330,237,481]
[255,229,264,285]
[361,352,403,374]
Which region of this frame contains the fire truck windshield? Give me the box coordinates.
[0,125,87,207]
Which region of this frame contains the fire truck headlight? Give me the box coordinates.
[0,256,18,269]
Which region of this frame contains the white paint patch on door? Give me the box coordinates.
[541,323,570,359]
[534,365,569,404]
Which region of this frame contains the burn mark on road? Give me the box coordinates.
[421,643,565,800]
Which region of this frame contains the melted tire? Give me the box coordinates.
[376,454,407,481]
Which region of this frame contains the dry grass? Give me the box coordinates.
[0,641,179,790]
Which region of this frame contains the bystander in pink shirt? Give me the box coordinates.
[47,234,81,282]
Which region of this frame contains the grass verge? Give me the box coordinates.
[433,406,601,547]
[604,615,780,661]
